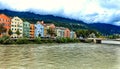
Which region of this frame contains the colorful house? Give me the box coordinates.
[64,28,70,38]
[11,17,23,38]
[30,24,35,38]
[35,21,44,37]
[44,23,56,37]
[55,27,65,38]
[56,27,70,38]
[0,14,11,36]
[23,21,30,38]
[70,31,76,38]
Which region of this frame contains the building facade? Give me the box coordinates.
[23,21,30,38]
[11,17,23,38]
[44,23,56,37]
[55,27,65,38]
[0,14,11,36]
[30,24,35,38]
[64,28,70,38]
[35,21,44,37]
[70,31,76,38]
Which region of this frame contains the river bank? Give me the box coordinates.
[0,40,120,46]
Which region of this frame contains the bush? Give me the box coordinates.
[34,37,42,44]
[56,37,79,43]
[3,39,15,44]
[16,38,29,44]
[47,39,54,43]
[73,39,80,43]
[0,35,11,44]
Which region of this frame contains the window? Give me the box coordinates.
[1,18,2,21]
[11,25,14,27]
[20,29,22,31]
[12,28,14,30]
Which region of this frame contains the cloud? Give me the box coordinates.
[0,0,120,25]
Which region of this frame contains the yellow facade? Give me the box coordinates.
[11,17,23,38]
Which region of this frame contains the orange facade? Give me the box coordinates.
[30,24,35,38]
[0,14,11,36]
[64,28,70,38]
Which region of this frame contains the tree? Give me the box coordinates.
[76,29,101,38]
[47,28,55,38]
[0,24,6,36]
[8,29,13,36]
[16,29,20,38]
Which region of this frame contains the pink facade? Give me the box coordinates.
[64,28,70,38]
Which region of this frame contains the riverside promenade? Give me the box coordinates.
[101,40,120,45]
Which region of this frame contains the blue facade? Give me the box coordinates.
[35,22,44,37]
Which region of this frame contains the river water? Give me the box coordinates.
[0,43,120,69]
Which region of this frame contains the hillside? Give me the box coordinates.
[89,23,120,35]
[0,9,120,35]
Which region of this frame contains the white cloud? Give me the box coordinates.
[0,0,120,25]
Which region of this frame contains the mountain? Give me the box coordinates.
[0,9,120,35]
[89,23,120,35]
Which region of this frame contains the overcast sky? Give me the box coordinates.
[0,0,120,25]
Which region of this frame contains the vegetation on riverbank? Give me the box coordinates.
[0,36,80,44]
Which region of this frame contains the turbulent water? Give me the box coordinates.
[0,43,120,69]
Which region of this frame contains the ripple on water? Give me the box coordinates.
[0,43,119,69]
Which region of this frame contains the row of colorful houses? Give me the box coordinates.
[0,14,76,38]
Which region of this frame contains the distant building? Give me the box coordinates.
[70,31,76,38]
[64,28,70,38]
[30,24,35,38]
[11,17,23,38]
[55,27,65,38]
[23,21,30,38]
[35,21,44,37]
[55,27,70,38]
[0,14,11,37]
[44,23,56,38]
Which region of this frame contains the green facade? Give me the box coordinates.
[23,21,30,38]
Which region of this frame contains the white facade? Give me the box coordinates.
[11,17,23,38]
[55,27,65,38]
[70,31,75,38]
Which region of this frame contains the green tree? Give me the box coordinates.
[16,29,20,38]
[8,29,13,36]
[0,24,6,36]
[47,28,55,38]
[76,29,101,38]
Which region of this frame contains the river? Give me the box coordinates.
[0,43,120,69]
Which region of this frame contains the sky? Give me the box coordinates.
[0,0,120,25]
